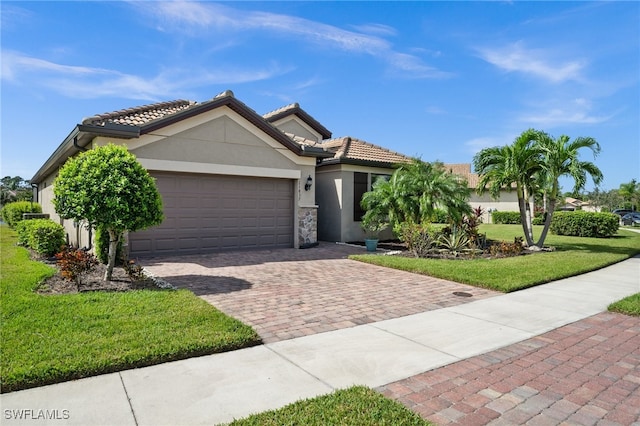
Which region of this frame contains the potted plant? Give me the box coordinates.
[361,212,388,252]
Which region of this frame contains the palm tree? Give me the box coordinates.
[360,158,471,232]
[618,179,639,211]
[473,129,542,247]
[534,132,603,248]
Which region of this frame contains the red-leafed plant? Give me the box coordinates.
[55,247,98,291]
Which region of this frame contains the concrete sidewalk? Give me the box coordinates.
[2,256,638,426]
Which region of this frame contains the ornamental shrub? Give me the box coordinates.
[550,211,619,238]
[0,201,42,228]
[398,222,439,257]
[19,219,65,256]
[492,211,521,224]
[55,247,98,289]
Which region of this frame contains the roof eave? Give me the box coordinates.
[266,106,332,139]
[31,124,140,184]
[318,158,402,169]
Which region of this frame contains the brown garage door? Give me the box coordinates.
[129,172,294,257]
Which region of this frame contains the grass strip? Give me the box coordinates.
[608,293,640,316]
[351,225,640,292]
[227,386,432,426]
[0,226,260,393]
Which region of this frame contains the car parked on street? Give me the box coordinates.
[612,209,635,217]
[621,212,640,226]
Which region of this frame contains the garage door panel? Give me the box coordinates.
[130,172,294,256]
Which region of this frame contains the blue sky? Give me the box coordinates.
[2,1,638,192]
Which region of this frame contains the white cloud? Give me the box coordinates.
[477,41,585,83]
[518,97,614,127]
[520,109,613,127]
[351,23,397,37]
[464,136,512,154]
[140,1,446,79]
[1,50,288,100]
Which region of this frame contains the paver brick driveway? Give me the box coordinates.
[142,243,499,343]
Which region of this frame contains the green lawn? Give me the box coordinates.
[227,386,431,426]
[0,226,260,393]
[351,225,640,292]
[608,293,640,316]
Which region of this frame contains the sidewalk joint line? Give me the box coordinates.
[119,373,139,426]
[264,344,336,391]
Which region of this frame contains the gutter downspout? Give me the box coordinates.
[73,136,89,152]
[31,183,39,203]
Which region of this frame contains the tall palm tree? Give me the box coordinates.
[473,129,542,246]
[535,132,603,247]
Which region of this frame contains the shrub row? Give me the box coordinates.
[15,219,66,256]
[1,201,42,228]
[550,211,619,238]
[491,211,521,224]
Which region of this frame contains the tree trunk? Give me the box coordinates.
[104,229,120,281]
[517,189,534,247]
[536,195,557,248]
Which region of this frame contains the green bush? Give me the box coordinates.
[25,219,65,256]
[95,226,123,265]
[0,201,42,228]
[492,211,521,224]
[15,220,38,246]
[551,211,619,238]
[398,222,439,257]
[429,209,449,224]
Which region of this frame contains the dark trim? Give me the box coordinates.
[265,105,332,139]
[318,157,402,169]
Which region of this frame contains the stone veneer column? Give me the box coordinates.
[298,206,318,248]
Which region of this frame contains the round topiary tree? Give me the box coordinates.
[53,144,163,280]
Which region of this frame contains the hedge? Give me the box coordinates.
[550,211,619,238]
[15,218,65,256]
[492,211,521,224]
[0,201,42,228]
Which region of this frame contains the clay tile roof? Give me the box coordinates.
[263,103,300,120]
[443,163,480,188]
[321,137,412,165]
[81,99,197,127]
[283,132,321,147]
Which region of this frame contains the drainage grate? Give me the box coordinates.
[453,291,472,297]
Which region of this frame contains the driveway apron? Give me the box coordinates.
[141,243,499,343]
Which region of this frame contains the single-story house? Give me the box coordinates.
[31,91,517,256]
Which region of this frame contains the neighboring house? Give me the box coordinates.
[559,197,599,212]
[31,91,520,256]
[444,164,520,223]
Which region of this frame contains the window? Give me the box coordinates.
[353,172,368,221]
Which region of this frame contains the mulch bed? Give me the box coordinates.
[31,252,162,294]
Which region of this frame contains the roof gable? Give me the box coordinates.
[263,103,332,140]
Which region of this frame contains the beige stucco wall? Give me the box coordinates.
[270,116,322,143]
[316,164,395,242]
[469,191,520,223]
[37,170,94,250]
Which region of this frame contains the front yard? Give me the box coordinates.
[351,224,640,292]
[0,226,260,393]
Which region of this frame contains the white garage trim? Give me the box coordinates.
[138,158,302,180]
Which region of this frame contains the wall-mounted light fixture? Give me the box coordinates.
[304,175,313,191]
